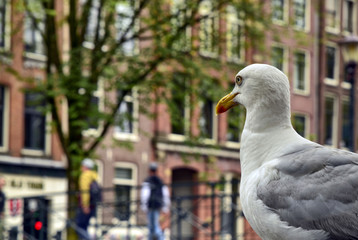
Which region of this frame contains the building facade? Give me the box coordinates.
[1,0,358,239]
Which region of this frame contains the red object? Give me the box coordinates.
[9,199,21,216]
[34,221,42,231]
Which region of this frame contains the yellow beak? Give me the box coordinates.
[216,92,239,115]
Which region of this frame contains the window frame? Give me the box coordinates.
[23,3,47,61]
[342,0,357,35]
[292,112,310,138]
[199,99,218,144]
[171,0,192,52]
[112,162,138,224]
[271,43,289,75]
[199,0,219,58]
[115,0,139,56]
[225,105,245,148]
[324,94,338,148]
[0,86,9,153]
[271,0,289,25]
[324,43,339,86]
[113,88,139,142]
[325,0,340,33]
[293,0,310,32]
[82,80,105,138]
[22,91,52,157]
[226,5,244,63]
[293,50,310,95]
[0,0,11,52]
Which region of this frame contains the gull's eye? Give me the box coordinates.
[236,75,243,86]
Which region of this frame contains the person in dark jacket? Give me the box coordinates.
[141,163,170,240]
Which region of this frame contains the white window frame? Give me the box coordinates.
[325,0,340,34]
[324,43,339,86]
[112,162,138,224]
[226,5,244,63]
[293,0,310,32]
[199,0,219,58]
[225,105,245,148]
[271,43,289,75]
[220,173,244,240]
[168,94,190,142]
[0,86,9,153]
[115,0,139,56]
[293,50,310,95]
[21,92,52,157]
[113,88,139,142]
[171,0,192,52]
[324,94,338,148]
[199,100,218,144]
[23,2,47,61]
[271,0,289,25]
[342,0,357,35]
[82,80,105,137]
[292,112,310,138]
[0,0,11,52]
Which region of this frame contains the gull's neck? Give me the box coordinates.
[240,103,303,178]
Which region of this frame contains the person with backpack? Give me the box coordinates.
[76,158,100,239]
[141,163,170,240]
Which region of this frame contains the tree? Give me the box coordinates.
[7,0,269,238]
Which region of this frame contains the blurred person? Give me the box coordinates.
[0,176,5,240]
[141,163,170,240]
[76,158,98,240]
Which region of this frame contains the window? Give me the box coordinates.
[0,86,7,149]
[220,174,244,238]
[271,0,286,22]
[342,98,353,150]
[84,0,100,46]
[169,74,189,136]
[324,96,337,146]
[83,81,104,136]
[199,0,219,57]
[24,92,46,151]
[293,0,307,30]
[171,0,191,51]
[293,51,308,94]
[0,0,10,50]
[116,0,137,55]
[343,0,355,33]
[226,6,243,62]
[226,105,245,143]
[292,114,307,137]
[271,46,285,71]
[113,163,137,222]
[24,2,45,56]
[326,0,339,31]
[199,98,216,141]
[325,45,339,85]
[114,89,138,139]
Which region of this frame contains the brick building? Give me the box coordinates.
[1,0,358,239]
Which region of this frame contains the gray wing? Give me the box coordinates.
[257,144,358,240]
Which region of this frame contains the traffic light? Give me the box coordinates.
[23,197,49,240]
[34,221,43,231]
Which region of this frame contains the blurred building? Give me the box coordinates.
[1,0,358,240]
[0,0,67,238]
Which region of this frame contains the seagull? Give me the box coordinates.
[216,64,358,240]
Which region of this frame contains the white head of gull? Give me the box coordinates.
[216,64,358,240]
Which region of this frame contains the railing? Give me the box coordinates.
[2,180,252,240]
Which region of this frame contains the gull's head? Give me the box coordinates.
[216,64,290,114]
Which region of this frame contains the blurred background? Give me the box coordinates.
[0,0,357,239]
